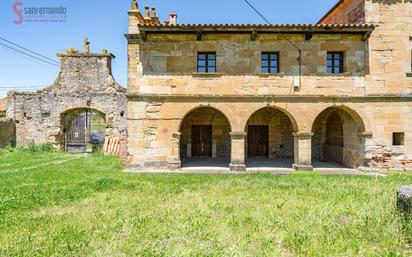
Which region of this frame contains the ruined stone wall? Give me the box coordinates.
[7,52,128,150]
[319,0,366,24]
[0,119,15,148]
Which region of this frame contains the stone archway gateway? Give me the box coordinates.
[62,108,106,153]
[179,107,231,167]
[311,107,366,168]
[245,107,297,168]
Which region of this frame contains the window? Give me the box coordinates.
[261,52,279,74]
[197,52,216,73]
[393,132,405,146]
[327,52,344,74]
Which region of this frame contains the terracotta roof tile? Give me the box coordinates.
[140,23,375,29]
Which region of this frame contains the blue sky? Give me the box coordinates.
[0,0,338,97]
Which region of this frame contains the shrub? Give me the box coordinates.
[25,142,56,153]
[0,142,58,153]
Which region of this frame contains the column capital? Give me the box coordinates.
[230,131,247,139]
[292,132,313,139]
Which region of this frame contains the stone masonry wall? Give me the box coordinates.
[7,50,128,156]
[126,1,412,170]
[130,33,368,97]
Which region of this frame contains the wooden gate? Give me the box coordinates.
[191,125,212,157]
[63,109,105,153]
[247,125,269,157]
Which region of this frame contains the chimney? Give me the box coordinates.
[131,0,138,10]
[150,6,157,18]
[169,12,177,25]
[144,5,150,19]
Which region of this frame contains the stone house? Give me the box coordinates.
[126,0,412,171]
[7,43,128,156]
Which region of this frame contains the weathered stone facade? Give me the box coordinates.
[126,0,412,171]
[7,46,128,153]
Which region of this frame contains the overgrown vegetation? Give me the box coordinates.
[0,111,5,118]
[0,142,55,153]
[0,150,412,256]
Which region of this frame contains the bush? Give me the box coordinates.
[0,111,5,118]
[25,142,56,153]
[0,142,57,153]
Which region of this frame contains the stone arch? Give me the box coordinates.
[242,105,299,133]
[60,107,106,152]
[179,106,232,164]
[178,105,232,132]
[244,107,296,162]
[311,106,367,168]
[308,104,369,133]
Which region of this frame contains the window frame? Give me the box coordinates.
[327,52,345,74]
[261,52,280,74]
[393,132,405,146]
[197,52,217,73]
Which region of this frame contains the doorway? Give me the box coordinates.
[191,125,212,157]
[247,125,269,157]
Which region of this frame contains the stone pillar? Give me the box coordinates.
[229,132,247,172]
[168,132,181,170]
[359,131,374,168]
[293,132,313,171]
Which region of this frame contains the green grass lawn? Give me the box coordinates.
[1,149,412,256]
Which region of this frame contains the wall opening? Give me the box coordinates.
[393,132,405,146]
[61,108,106,153]
[245,107,295,168]
[312,107,365,168]
[179,107,231,167]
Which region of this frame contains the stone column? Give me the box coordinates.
[359,131,374,170]
[229,132,247,172]
[167,132,181,170]
[293,132,313,171]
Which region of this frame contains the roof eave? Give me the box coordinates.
[136,25,375,34]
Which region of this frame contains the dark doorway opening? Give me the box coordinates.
[247,125,269,157]
[179,107,231,169]
[191,125,212,157]
[323,112,344,163]
[312,107,366,169]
